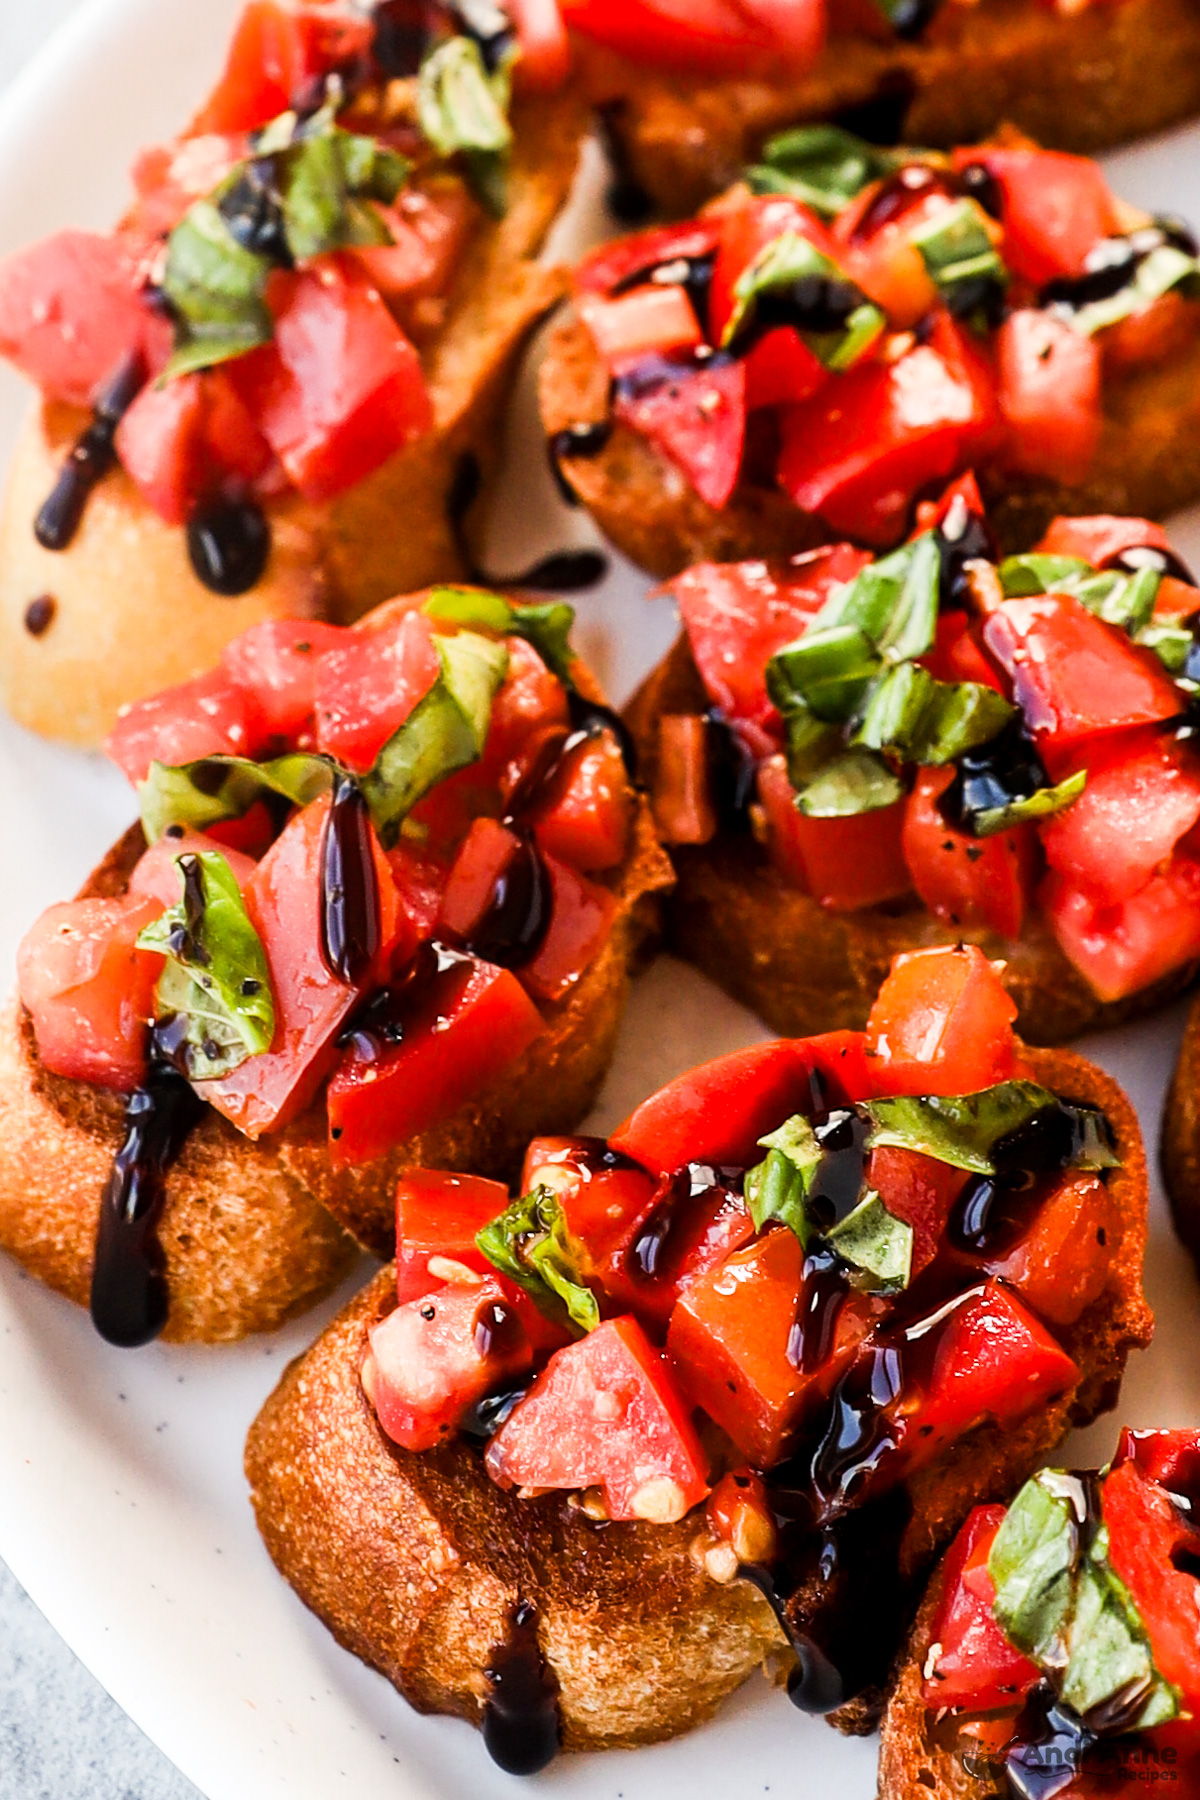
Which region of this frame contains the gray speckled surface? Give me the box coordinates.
[0,12,201,1800]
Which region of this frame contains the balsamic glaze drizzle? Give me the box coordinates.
[481,1601,561,1776]
[465,831,552,970]
[334,940,474,1067]
[35,351,146,552]
[448,451,609,594]
[186,498,271,596]
[938,716,1055,835]
[547,420,614,506]
[320,775,382,985]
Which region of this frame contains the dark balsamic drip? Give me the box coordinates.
[706,709,759,831]
[186,498,271,596]
[612,345,733,406]
[611,249,717,339]
[459,1381,529,1440]
[993,1101,1116,1180]
[1004,1686,1096,1800]
[629,1163,743,1280]
[23,594,56,637]
[547,420,613,505]
[885,0,942,39]
[333,940,473,1067]
[806,1108,872,1231]
[958,160,1003,222]
[789,1245,846,1374]
[939,716,1053,833]
[218,158,291,263]
[949,1170,1040,1256]
[850,163,954,243]
[481,1600,561,1776]
[1040,218,1199,317]
[808,1344,905,1517]
[447,451,608,593]
[320,776,382,985]
[595,99,655,226]
[727,275,871,356]
[35,350,146,552]
[934,493,997,611]
[473,1296,525,1361]
[90,1033,204,1347]
[371,0,432,77]
[568,687,638,779]
[831,74,916,148]
[465,832,552,969]
[1108,542,1198,587]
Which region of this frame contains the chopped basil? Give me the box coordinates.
[361,628,509,847]
[138,751,336,845]
[998,554,1161,638]
[476,1185,599,1334]
[417,35,513,216]
[816,531,942,665]
[744,1113,822,1244]
[796,748,904,817]
[999,554,1095,598]
[744,125,905,217]
[136,851,275,1080]
[422,586,577,685]
[275,130,398,263]
[1140,616,1195,673]
[826,1191,913,1293]
[722,231,885,372]
[851,662,1014,766]
[1065,241,1200,338]
[990,1471,1180,1732]
[970,766,1087,837]
[768,622,881,725]
[864,1081,1119,1177]
[161,198,274,380]
[908,197,1008,325]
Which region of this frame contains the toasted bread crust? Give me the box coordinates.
[878,1575,994,1797]
[1160,991,1200,1275]
[579,0,1200,220]
[244,1045,1149,1754]
[539,307,1200,576]
[0,88,585,748]
[625,634,1196,1045]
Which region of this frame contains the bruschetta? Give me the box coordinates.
[246,946,1150,1768]
[0,585,669,1344]
[540,132,1200,576]
[879,1428,1200,1797]
[1157,993,1200,1276]
[627,480,1200,1044]
[0,0,586,746]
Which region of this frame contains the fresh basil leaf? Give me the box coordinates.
[851,662,1014,766]
[335,132,409,205]
[865,1081,1119,1176]
[826,1191,913,1292]
[745,125,903,217]
[723,231,885,372]
[1066,241,1200,338]
[361,628,509,848]
[137,850,275,1080]
[999,554,1094,598]
[908,197,1008,322]
[989,1469,1082,1663]
[422,587,577,686]
[781,708,846,789]
[138,751,336,845]
[810,531,941,665]
[161,197,273,379]
[418,36,512,215]
[998,554,1161,638]
[971,767,1087,837]
[767,622,881,723]
[744,1113,822,1244]
[1139,616,1195,673]
[1060,1535,1175,1728]
[476,1185,599,1334]
[796,748,903,817]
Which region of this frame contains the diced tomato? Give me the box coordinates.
[206,802,277,857]
[988,1171,1115,1327]
[903,765,1038,940]
[652,714,718,846]
[776,314,999,547]
[560,0,824,75]
[757,754,913,909]
[1115,1427,1200,1498]
[129,133,247,239]
[105,669,260,786]
[921,1507,1041,1711]
[438,818,519,940]
[521,1139,658,1260]
[1101,288,1200,376]
[200,366,274,483]
[955,146,1117,288]
[709,195,838,341]
[520,854,617,1004]
[866,944,1018,1097]
[219,619,349,745]
[17,894,165,1092]
[327,955,544,1165]
[668,1228,876,1466]
[574,223,723,301]
[0,229,168,408]
[194,1,374,134]
[983,596,1183,755]
[115,373,208,526]
[476,635,571,801]
[1040,732,1200,907]
[1041,858,1200,1002]
[578,285,703,365]
[917,1281,1078,1446]
[349,181,475,321]
[363,1274,533,1453]
[1034,514,1173,570]
[921,610,1006,694]
[313,609,439,772]
[532,732,631,872]
[508,0,572,90]
[393,1167,512,1300]
[230,259,431,503]
[612,1038,816,1176]
[485,1316,710,1521]
[996,309,1102,487]
[596,1175,758,1336]
[614,353,747,512]
[385,839,447,942]
[128,830,257,908]
[866,1144,970,1279]
[1103,1459,1200,1711]
[839,205,943,332]
[671,545,871,754]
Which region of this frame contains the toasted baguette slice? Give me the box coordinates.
[877,1562,997,1797]
[539,301,1200,579]
[1159,991,1200,1275]
[245,1045,1149,1754]
[580,0,1200,221]
[0,666,672,1341]
[0,87,585,749]
[625,635,1191,1045]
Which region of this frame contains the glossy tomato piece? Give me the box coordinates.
[672,545,871,755]
[866,1144,970,1280]
[532,732,631,872]
[385,839,446,941]
[327,955,544,1165]
[600,1177,757,1337]
[1040,732,1200,907]
[114,372,208,525]
[709,194,838,343]
[574,223,723,300]
[507,0,572,89]
[996,309,1102,486]
[519,854,617,1004]
[982,596,1183,754]
[1116,1427,1200,1499]
[17,894,164,1092]
[866,944,1018,1097]
[393,1168,511,1300]
[560,0,824,75]
[1034,514,1173,569]
[1103,1459,1200,1710]
[836,190,942,330]
[776,314,999,547]
[921,610,1006,694]
[912,1281,1078,1460]
[350,181,475,322]
[578,284,703,364]
[485,1315,710,1521]
[476,635,571,803]
[615,352,747,511]
[611,1038,819,1176]
[364,1274,533,1453]
[129,134,247,240]
[194,1,374,134]
[105,669,261,786]
[903,766,1037,940]
[988,1172,1115,1328]
[219,619,349,744]
[668,1229,876,1466]
[128,830,257,908]
[231,259,431,502]
[758,753,912,909]
[1041,858,1200,1003]
[921,1507,1040,1711]
[313,609,439,772]
[955,147,1117,287]
[438,817,518,940]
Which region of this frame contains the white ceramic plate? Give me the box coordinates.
[1,7,1200,1796]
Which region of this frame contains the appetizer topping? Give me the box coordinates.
[363,946,1122,1724]
[920,1432,1200,1796]
[567,130,1200,544]
[655,479,1200,1006]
